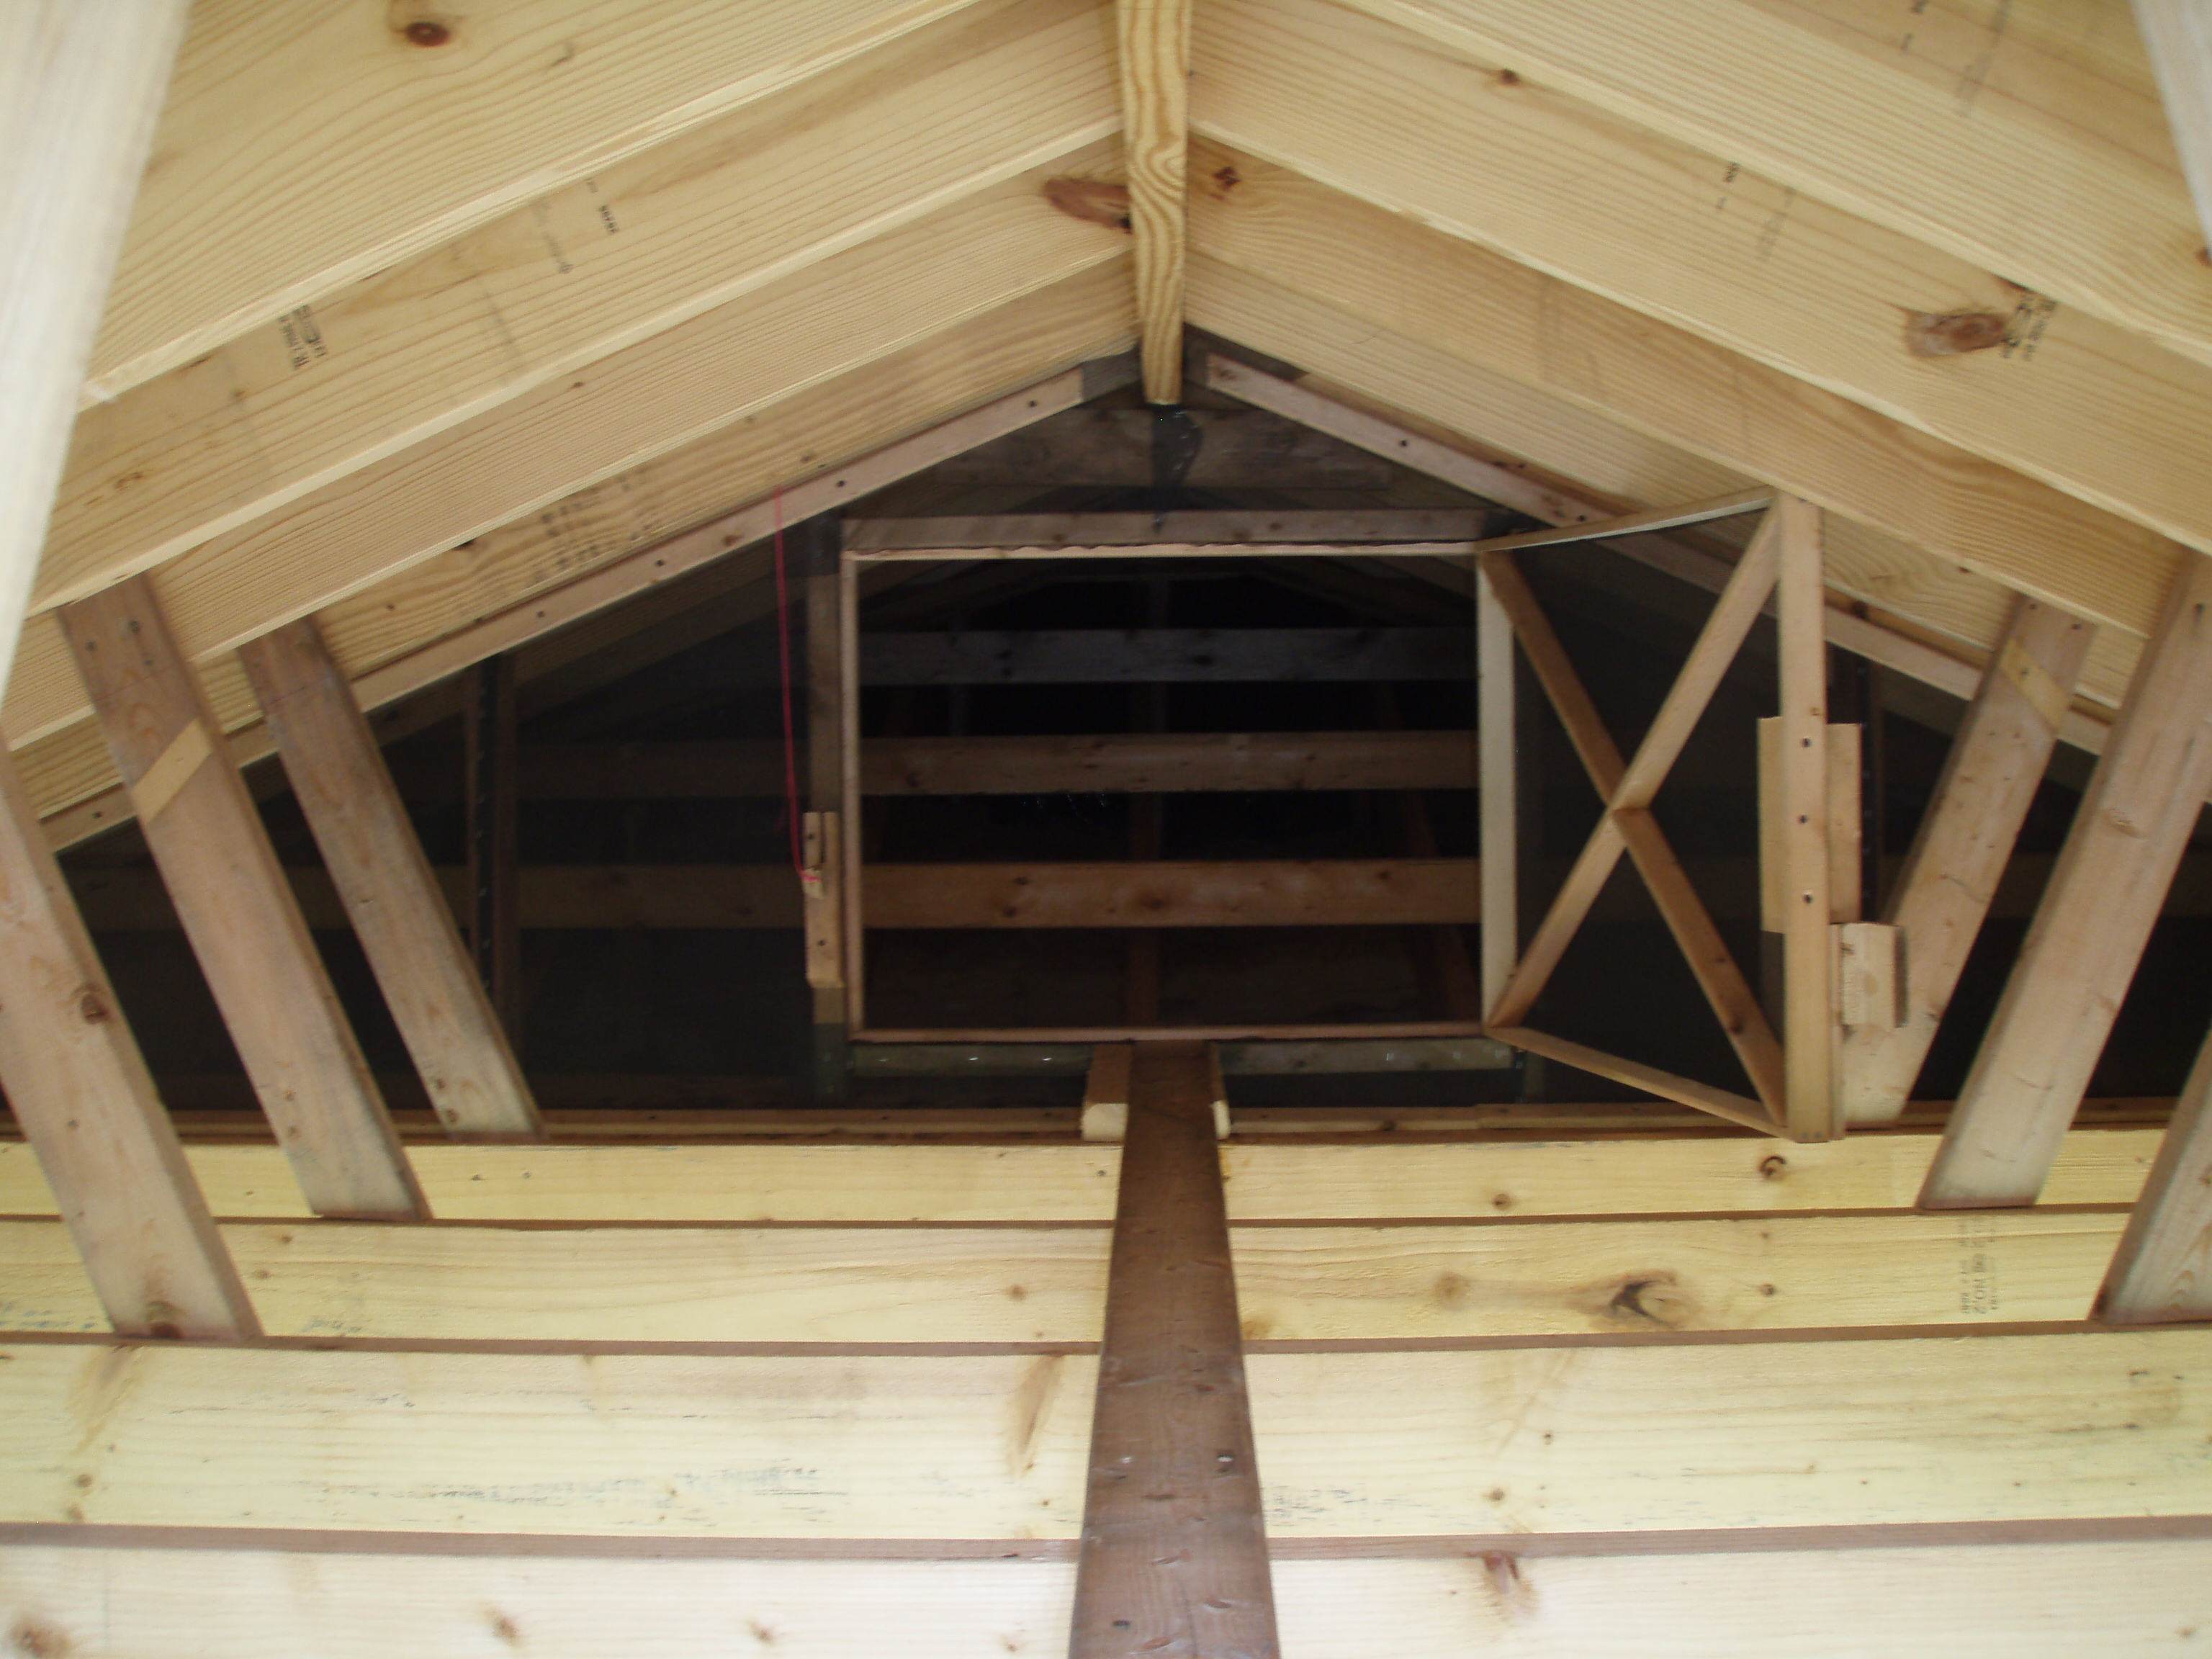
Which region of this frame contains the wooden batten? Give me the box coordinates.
[1924,554,2212,1209]
[238,619,541,1143]
[59,577,425,1223]
[1071,1041,1277,1655]
[0,748,256,1340]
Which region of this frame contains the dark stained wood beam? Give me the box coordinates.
[1070,1039,1277,1657]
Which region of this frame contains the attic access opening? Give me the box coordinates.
[817,524,1494,1044]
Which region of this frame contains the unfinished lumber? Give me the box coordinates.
[1772,496,1840,1141]
[869,729,1478,796]
[804,513,849,1100]
[0,0,188,700]
[0,750,254,1340]
[868,858,1480,929]
[2136,0,2212,269]
[45,0,1114,620]
[1476,564,1519,1012]
[4,1543,2210,1659]
[60,577,424,1222]
[1117,0,1193,403]
[860,627,1472,683]
[929,408,1395,487]
[0,1209,2131,1342]
[4,1331,2211,1536]
[2098,1023,2212,1325]
[0,1130,2159,1224]
[238,619,539,1141]
[464,656,521,1035]
[1071,1040,1277,1655]
[1924,554,2212,1208]
[1842,598,2095,1125]
[846,508,1488,548]
[1491,1028,1781,1138]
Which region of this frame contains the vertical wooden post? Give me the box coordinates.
[1924,552,2212,1208]
[802,513,850,1097]
[0,746,257,1339]
[1115,0,1192,403]
[2097,1019,2212,1324]
[1774,495,1841,1141]
[464,655,521,1038]
[839,538,867,1036]
[60,576,425,1221]
[1069,1040,1277,1658]
[0,1,191,698]
[1840,598,2092,1125]
[240,619,542,1141]
[1476,565,1518,1020]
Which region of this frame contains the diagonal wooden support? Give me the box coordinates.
[0,745,258,1339]
[1070,1040,1277,1658]
[1480,549,1784,1108]
[2097,1017,2212,1324]
[1840,598,2094,1126]
[239,618,542,1143]
[1924,552,2212,1208]
[61,576,426,1221]
[1117,0,1192,403]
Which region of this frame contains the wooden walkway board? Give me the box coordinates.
[1072,1040,1278,1656]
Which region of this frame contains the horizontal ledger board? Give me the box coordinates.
[0,1210,2127,1341]
[859,628,1473,683]
[1,1333,2207,1535]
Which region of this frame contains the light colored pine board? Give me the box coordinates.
[1925,554,2212,1208]
[241,619,540,1141]
[866,858,1480,928]
[2,149,1131,754]
[1184,142,2182,647]
[2,1332,2210,1536]
[2099,1021,2212,1324]
[8,1542,2212,1659]
[1842,598,2095,1125]
[1475,567,1518,1015]
[59,579,424,1223]
[0,1210,2123,1341]
[0,1130,2160,1224]
[0,1,189,703]
[1491,1028,1781,1138]
[1773,497,1839,1141]
[1194,0,2212,559]
[1202,325,2150,728]
[0,752,254,1340]
[41,0,1115,621]
[1338,0,2212,374]
[89,0,1007,400]
[1072,1040,1276,1653]
[848,508,1486,548]
[24,274,1139,840]
[2136,0,2212,271]
[1115,0,1192,403]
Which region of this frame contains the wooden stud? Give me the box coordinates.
[1475,563,1519,1016]
[240,619,541,1142]
[804,515,850,1101]
[1841,598,2094,1125]
[2098,1020,2212,1324]
[840,548,866,1034]
[1079,1042,1136,1143]
[464,656,521,1038]
[1490,1027,1784,1138]
[2136,0,2212,267]
[1774,495,1840,1141]
[1071,1040,1277,1656]
[1834,922,1905,1033]
[1115,0,1192,402]
[0,1,189,698]
[60,576,425,1222]
[1925,554,2212,1208]
[0,745,256,1339]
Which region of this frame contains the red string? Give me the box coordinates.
[770,487,809,881]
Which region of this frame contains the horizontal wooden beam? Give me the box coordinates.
[0,1208,2125,1343]
[860,628,1472,682]
[0,1131,2160,1225]
[868,858,1478,927]
[863,730,1475,794]
[3,1332,2209,1535]
[845,509,1491,548]
[5,1541,2210,1655]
